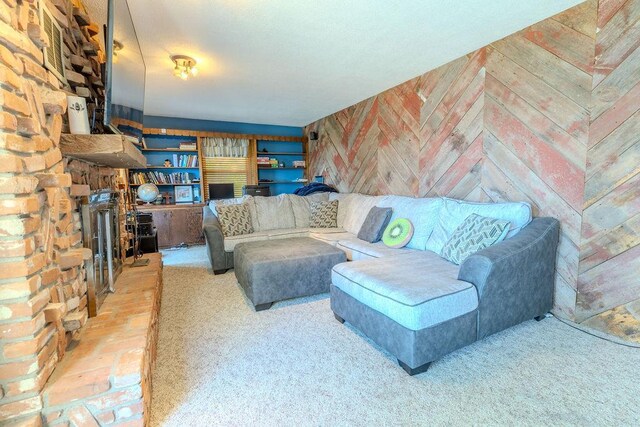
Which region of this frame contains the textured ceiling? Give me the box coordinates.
[85,0,584,127]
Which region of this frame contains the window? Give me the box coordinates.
[40,3,66,83]
[201,138,251,199]
[203,157,248,199]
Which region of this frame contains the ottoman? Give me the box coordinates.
[234,237,347,311]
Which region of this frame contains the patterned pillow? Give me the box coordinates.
[215,203,254,237]
[441,214,510,265]
[310,200,338,228]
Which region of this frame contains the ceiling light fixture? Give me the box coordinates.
[171,55,198,80]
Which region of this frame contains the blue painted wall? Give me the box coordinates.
[143,115,303,137]
[112,104,144,123]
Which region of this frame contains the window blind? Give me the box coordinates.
[202,157,248,199]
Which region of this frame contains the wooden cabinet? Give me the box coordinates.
[137,204,204,248]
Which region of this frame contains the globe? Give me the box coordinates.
[137,183,160,204]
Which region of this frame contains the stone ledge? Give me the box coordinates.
[42,253,163,426]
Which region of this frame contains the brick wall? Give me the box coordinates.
[0,0,115,424]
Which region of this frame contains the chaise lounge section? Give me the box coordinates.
[331,217,559,374]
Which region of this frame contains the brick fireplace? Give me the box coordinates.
[0,0,159,425]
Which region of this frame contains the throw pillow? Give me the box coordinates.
[310,200,338,228]
[357,207,393,243]
[215,203,254,237]
[382,218,414,248]
[441,214,510,265]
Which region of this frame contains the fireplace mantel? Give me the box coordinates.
[60,133,147,169]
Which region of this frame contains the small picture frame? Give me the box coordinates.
[174,185,194,203]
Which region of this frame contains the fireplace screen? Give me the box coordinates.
[81,190,122,317]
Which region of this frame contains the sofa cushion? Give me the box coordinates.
[268,228,309,240]
[337,238,418,261]
[310,200,338,228]
[357,207,392,243]
[252,195,296,231]
[308,229,354,246]
[342,194,383,235]
[376,195,442,250]
[215,203,254,237]
[223,231,271,252]
[289,193,330,228]
[328,193,350,227]
[331,252,478,330]
[425,197,532,254]
[441,214,510,265]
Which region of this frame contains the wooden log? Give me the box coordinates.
[70,54,91,69]
[87,23,99,36]
[83,42,97,56]
[75,86,91,97]
[50,0,68,15]
[63,28,78,53]
[89,75,103,87]
[64,68,87,86]
[73,7,90,26]
[47,0,68,27]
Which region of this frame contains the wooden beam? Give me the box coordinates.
[60,134,147,168]
[142,127,305,142]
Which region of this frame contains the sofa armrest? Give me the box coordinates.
[458,217,560,339]
[202,206,231,272]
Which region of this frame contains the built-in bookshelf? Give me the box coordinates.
[256,139,307,195]
[129,129,203,205]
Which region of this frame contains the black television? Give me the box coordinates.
[209,183,235,201]
[104,0,145,130]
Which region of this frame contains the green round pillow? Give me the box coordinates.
[382,218,414,249]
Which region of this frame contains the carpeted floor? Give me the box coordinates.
[151,246,640,426]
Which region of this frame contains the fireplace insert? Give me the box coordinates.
[81,190,122,316]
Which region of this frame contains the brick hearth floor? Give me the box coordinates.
[41,254,163,426]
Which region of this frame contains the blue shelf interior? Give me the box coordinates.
[132,134,202,202]
[257,140,306,196]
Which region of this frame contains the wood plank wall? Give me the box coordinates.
[577,0,640,321]
[306,48,486,200]
[305,0,640,321]
[482,1,596,320]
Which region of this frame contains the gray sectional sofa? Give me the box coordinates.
[202,193,560,375]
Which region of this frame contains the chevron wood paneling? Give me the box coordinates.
[577,0,640,321]
[482,0,595,318]
[307,49,487,201]
[305,0,639,322]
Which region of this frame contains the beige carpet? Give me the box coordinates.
[151,246,640,426]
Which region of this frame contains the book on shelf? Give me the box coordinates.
[179,142,197,150]
[129,171,198,185]
[171,153,199,167]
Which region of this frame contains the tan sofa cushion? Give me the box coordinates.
[252,194,296,231]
